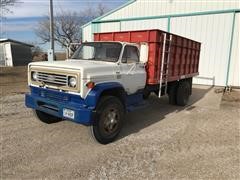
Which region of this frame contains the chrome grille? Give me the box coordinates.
[36,72,68,86]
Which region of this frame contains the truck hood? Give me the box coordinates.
[29,59,116,71]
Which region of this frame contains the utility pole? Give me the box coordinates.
[48,0,54,61]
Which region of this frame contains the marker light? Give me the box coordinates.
[86,81,95,89]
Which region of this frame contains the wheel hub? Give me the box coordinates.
[103,109,119,133]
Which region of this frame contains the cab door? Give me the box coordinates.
[119,45,146,95]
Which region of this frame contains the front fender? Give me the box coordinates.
[84,82,124,109]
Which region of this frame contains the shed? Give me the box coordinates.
[0,39,33,67]
[81,0,240,87]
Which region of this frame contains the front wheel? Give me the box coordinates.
[90,96,125,144]
[33,110,62,124]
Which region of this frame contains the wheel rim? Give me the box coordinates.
[100,107,120,136]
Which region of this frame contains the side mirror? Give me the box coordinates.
[139,43,149,64]
[140,43,148,64]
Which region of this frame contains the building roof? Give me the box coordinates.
[81,0,136,28]
[81,0,240,28]
[0,38,34,47]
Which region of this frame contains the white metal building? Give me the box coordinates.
[82,0,240,87]
[0,39,33,67]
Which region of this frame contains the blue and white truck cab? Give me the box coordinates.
[25,41,149,144]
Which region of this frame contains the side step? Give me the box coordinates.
[127,101,149,112]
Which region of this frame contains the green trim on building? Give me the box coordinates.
[92,9,240,24]
[167,17,171,32]
[225,12,236,86]
[81,0,136,28]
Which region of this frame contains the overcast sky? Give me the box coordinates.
[6,0,126,18]
[2,0,127,51]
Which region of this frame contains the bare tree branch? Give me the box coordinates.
[34,3,108,52]
[0,0,21,16]
[97,3,108,16]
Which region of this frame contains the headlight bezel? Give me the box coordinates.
[68,76,77,87]
[31,71,37,81]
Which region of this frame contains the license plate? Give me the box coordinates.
[63,108,75,119]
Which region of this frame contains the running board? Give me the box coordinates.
[127,101,149,112]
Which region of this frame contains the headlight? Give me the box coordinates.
[32,71,37,81]
[68,76,77,87]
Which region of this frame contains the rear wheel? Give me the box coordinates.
[168,83,178,105]
[176,81,191,106]
[90,96,124,144]
[143,89,150,99]
[33,110,62,124]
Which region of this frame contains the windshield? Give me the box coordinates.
[71,42,122,62]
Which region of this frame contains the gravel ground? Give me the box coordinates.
[0,68,239,179]
[0,67,28,96]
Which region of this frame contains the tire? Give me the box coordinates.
[143,89,150,99]
[176,81,191,106]
[168,83,177,105]
[33,110,62,124]
[90,96,125,144]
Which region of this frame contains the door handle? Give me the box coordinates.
[116,71,121,79]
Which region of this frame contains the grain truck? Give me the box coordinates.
[25,29,201,144]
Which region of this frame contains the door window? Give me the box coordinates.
[122,46,139,63]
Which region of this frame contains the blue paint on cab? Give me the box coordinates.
[25,82,145,126]
[25,86,93,125]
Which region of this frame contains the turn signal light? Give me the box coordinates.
[86,82,95,89]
